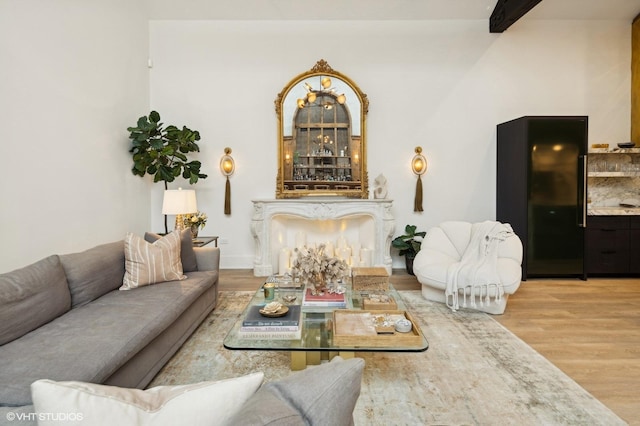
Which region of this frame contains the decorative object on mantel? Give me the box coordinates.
[220,147,235,215]
[373,174,388,199]
[183,211,207,238]
[161,188,197,232]
[290,244,349,295]
[411,146,427,212]
[391,224,426,276]
[127,110,206,233]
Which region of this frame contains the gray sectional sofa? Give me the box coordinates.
[0,235,220,422]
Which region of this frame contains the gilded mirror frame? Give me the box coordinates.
[275,59,369,199]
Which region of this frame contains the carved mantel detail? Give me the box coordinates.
[251,199,395,276]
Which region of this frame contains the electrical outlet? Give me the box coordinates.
[219,238,229,245]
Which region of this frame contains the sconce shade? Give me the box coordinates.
[162,189,197,215]
[220,147,235,176]
[321,77,331,88]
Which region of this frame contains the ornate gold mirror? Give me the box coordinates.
[275,59,368,198]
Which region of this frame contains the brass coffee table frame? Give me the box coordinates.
[223,283,429,370]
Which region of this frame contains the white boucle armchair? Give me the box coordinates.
[412,221,523,315]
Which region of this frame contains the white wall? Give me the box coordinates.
[0,10,630,273]
[149,19,631,269]
[0,0,150,272]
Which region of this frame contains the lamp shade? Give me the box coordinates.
[162,189,197,215]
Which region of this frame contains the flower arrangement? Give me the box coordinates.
[183,211,207,230]
[291,244,349,292]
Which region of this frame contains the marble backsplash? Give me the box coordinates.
[588,176,640,214]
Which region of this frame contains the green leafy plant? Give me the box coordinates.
[392,225,426,276]
[127,111,207,186]
[392,224,426,259]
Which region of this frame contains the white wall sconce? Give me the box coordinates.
[412,146,427,212]
[220,147,235,215]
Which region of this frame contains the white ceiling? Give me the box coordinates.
[148,0,640,22]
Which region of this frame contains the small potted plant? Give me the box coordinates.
[392,225,426,275]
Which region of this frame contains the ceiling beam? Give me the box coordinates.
[490,0,543,33]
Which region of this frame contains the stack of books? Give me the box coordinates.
[302,288,347,308]
[238,304,302,340]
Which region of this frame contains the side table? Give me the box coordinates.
[192,236,218,247]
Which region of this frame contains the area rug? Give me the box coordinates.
[149,291,625,426]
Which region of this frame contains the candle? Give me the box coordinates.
[360,248,372,267]
[278,248,290,275]
[295,232,307,249]
[351,242,361,255]
[325,241,335,257]
[337,247,351,261]
[337,235,347,249]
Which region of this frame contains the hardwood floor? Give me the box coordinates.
[218,269,640,424]
[494,278,640,425]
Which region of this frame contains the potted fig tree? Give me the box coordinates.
[127,111,207,233]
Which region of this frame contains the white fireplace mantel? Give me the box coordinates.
[251,199,395,276]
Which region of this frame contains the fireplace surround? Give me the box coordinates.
[251,199,394,276]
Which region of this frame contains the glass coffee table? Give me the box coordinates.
[223,282,429,370]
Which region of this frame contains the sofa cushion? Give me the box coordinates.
[59,241,125,308]
[0,255,70,346]
[0,271,217,406]
[121,231,186,290]
[228,356,365,426]
[30,373,263,426]
[145,229,198,273]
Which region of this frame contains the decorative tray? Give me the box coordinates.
[332,310,424,347]
[259,306,289,317]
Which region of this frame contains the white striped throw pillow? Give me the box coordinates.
[120,230,186,290]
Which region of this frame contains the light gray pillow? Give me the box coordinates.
[59,241,125,308]
[0,255,71,345]
[145,229,198,273]
[229,356,365,426]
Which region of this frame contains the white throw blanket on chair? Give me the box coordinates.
[445,221,514,311]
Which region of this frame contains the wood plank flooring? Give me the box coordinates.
[218,270,639,425]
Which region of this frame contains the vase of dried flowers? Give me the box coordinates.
[309,271,327,294]
[291,244,349,295]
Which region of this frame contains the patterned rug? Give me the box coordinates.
[149,291,625,426]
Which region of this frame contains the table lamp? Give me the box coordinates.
[162,188,198,233]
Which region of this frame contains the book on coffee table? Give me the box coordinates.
[237,328,302,340]
[242,305,301,330]
[302,289,347,308]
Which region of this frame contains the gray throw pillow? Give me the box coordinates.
[0,255,71,345]
[229,356,365,426]
[145,229,198,272]
[59,241,125,308]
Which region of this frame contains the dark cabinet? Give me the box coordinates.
[587,216,640,275]
[497,116,588,279]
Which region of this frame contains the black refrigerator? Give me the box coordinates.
[496,116,588,279]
